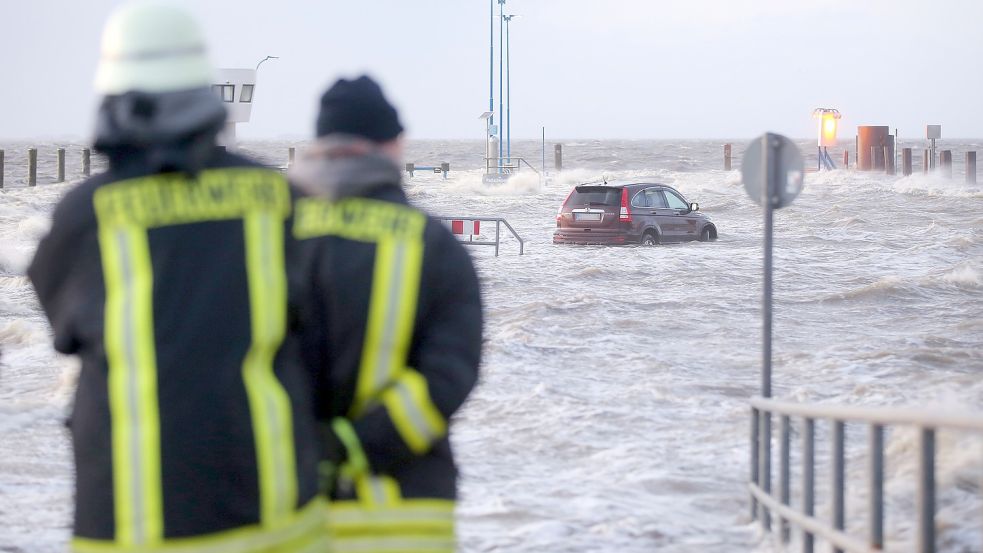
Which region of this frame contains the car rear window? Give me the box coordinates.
[567,186,621,206]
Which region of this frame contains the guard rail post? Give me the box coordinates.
[870,424,884,549]
[803,417,815,553]
[750,408,759,520]
[832,420,846,553]
[780,415,791,544]
[918,428,936,553]
[494,220,501,257]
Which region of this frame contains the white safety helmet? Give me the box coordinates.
[94,2,213,95]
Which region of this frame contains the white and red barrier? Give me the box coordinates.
[444,219,481,236]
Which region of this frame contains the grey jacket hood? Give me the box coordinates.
[289,135,403,201]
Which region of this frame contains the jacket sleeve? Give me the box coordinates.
[350,226,483,474]
[27,187,96,355]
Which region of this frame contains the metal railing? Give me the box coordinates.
[484,156,541,175]
[433,216,524,256]
[750,396,983,553]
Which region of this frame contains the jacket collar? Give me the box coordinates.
[289,135,403,201]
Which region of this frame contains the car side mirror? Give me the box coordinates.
[689,202,699,212]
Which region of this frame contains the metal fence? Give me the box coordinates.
[433,216,524,256]
[749,396,983,553]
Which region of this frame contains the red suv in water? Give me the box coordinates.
[553,182,717,245]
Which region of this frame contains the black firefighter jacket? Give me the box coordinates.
[291,145,482,551]
[27,150,325,551]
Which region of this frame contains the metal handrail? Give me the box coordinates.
[484,156,541,175]
[750,396,983,553]
[433,216,524,256]
[752,397,983,432]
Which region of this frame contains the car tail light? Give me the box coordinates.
[557,188,574,222]
[619,188,632,222]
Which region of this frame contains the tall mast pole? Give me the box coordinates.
[498,0,505,168]
[489,0,494,149]
[506,15,511,162]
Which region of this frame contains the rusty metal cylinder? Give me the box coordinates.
[857,126,892,171]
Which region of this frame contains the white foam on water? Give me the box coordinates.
[1,141,981,552]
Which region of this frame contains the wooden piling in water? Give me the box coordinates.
[288,147,296,169]
[724,144,732,171]
[28,148,37,186]
[940,150,953,178]
[82,148,91,177]
[842,150,849,169]
[902,148,912,176]
[554,144,562,171]
[57,148,66,182]
[967,152,977,184]
[884,146,895,175]
[923,149,930,174]
[0,149,4,189]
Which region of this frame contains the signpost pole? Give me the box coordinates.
[742,132,803,535]
[759,134,774,529]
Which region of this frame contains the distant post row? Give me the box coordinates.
[724,143,977,184]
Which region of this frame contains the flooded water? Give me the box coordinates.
[1,139,981,552]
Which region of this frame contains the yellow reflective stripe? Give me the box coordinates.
[353,474,401,507]
[329,536,454,553]
[352,235,424,416]
[98,223,163,546]
[328,500,454,535]
[332,418,369,483]
[327,499,455,553]
[293,197,426,242]
[93,169,291,228]
[380,369,447,454]
[242,210,297,524]
[72,498,329,553]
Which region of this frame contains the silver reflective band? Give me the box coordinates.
[102,45,206,62]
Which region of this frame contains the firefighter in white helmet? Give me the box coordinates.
[29,3,326,551]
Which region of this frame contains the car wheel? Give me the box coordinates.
[641,231,659,246]
[700,226,714,242]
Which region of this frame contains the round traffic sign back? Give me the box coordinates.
[741,133,805,209]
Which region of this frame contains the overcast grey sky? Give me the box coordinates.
[2,0,981,140]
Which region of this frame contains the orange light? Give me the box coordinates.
[817,111,840,147]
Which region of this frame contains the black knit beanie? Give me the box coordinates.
[315,75,404,141]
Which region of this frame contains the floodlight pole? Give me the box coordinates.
[505,14,514,163]
[498,0,505,169]
[489,0,494,133]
